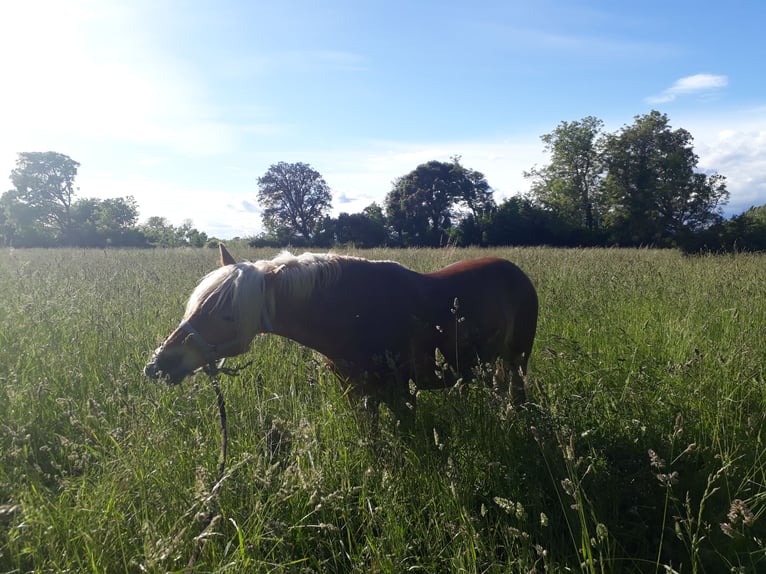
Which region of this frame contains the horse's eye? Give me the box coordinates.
[221,314,235,323]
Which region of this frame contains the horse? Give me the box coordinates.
[144,245,538,421]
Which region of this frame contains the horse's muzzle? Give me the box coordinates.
[144,348,188,385]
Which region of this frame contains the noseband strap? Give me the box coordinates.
[177,304,273,361]
[179,320,241,358]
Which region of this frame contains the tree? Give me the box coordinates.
[483,196,575,246]
[450,156,496,220]
[384,158,495,246]
[177,219,209,247]
[138,216,207,247]
[71,198,104,245]
[7,152,81,244]
[330,211,388,247]
[362,202,387,228]
[71,196,141,246]
[603,111,729,245]
[718,204,766,252]
[256,162,333,240]
[525,116,605,231]
[0,191,53,246]
[140,216,182,247]
[94,196,140,230]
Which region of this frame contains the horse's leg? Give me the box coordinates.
[333,373,383,435]
[360,394,381,436]
[510,353,528,405]
[495,352,528,406]
[334,366,414,433]
[383,383,416,433]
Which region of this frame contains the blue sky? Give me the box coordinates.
[1,0,764,239]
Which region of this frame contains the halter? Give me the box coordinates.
[177,304,273,361]
[178,320,242,360]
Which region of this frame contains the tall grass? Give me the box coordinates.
[0,247,764,572]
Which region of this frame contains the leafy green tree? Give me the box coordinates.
[384,158,495,246]
[71,198,104,245]
[0,191,53,246]
[450,156,496,220]
[525,116,606,231]
[741,204,766,227]
[331,211,388,247]
[719,205,766,252]
[0,203,6,244]
[603,111,729,245]
[362,202,386,228]
[449,214,486,246]
[256,162,333,240]
[484,196,574,246]
[71,196,141,246]
[678,203,766,254]
[95,196,139,230]
[140,216,182,247]
[138,216,207,247]
[0,152,145,247]
[177,219,209,247]
[6,152,81,244]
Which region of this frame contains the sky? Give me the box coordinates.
[1,0,765,239]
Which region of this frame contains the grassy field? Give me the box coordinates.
[0,246,765,573]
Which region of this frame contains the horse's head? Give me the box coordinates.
[144,244,257,384]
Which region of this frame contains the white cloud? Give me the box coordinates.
[692,134,766,214]
[646,73,728,104]
[673,106,766,214]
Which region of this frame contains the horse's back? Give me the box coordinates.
[317,256,538,405]
[425,257,537,323]
[414,257,538,381]
[427,256,531,284]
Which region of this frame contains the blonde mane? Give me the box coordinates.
[261,251,345,299]
[183,251,346,341]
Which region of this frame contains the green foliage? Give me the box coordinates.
[385,157,495,246]
[257,162,333,241]
[678,203,766,254]
[70,196,142,246]
[524,112,731,248]
[329,210,389,248]
[525,116,606,231]
[603,111,729,245]
[484,196,566,246]
[1,129,752,251]
[4,151,80,244]
[1,247,765,572]
[138,216,209,248]
[1,151,212,248]
[714,204,766,252]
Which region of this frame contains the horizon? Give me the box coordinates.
[1,0,764,239]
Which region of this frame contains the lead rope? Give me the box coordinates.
[184,361,229,574]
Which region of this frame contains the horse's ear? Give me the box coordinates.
[219,243,237,267]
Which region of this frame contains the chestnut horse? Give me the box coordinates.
[144,245,538,420]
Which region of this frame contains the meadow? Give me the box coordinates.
[0,246,764,573]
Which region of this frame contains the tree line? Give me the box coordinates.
[0,152,211,248]
[253,111,763,252]
[2,111,765,251]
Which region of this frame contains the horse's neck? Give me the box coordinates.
[267,287,339,356]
